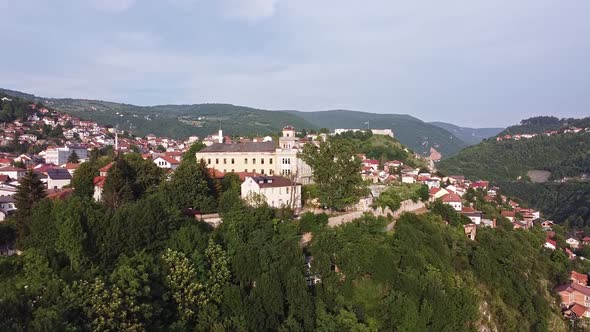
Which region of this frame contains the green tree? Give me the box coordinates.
[299,138,365,211]
[71,161,99,199]
[102,156,135,208]
[67,150,79,164]
[14,169,47,244]
[165,159,218,212]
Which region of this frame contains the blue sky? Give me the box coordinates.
[0,0,588,127]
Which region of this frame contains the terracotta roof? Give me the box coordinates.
[99,162,114,173]
[64,163,80,170]
[155,155,180,165]
[441,192,462,203]
[462,207,476,213]
[571,304,588,317]
[501,211,516,217]
[234,172,261,181]
[208,168,225,179]
[0,166,25,172]
[545,238,557,247]
[200,142,276,153]
[0,158,12,164]
[572,271,588,284]
[46,188,73,200]
[93,176,106,188]
[429,187,441,195]
[0,175,9,182]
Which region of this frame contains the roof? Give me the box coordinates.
[208,168,225,179]
[0,175,9,182]
[572,271,588,284]
[46,188,73,200]
[429,187,441,195]
[545,238,557,247]
[247,175,297,188]
[0,166,25,172]
[501,211,516,218]
[571,304,588,317]
[47,168,72,180]
[0,196,15,203]
[199,141,276,153]
[64,163,80,170]
[93,176,106,188]
[155,155,180,165]
[441,192,462,203]
[99,162,114,173]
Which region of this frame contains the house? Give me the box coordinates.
[583,237,590,246]
[429,187,449,201]
[471,181,489,189]
[153,156,180,170]
[567,238,581,249]
[541,220,554,230]
[44,146,88,165]
[501,211,516,222]
[544,237,557,250]
[46,169,72,189]
[461,207,483,225]
[241,175,302,209]
[401,174,416,184]
[0,166,26,181]
[0,196,16,215]
[556,281,590,316]
[93,176,106,201]
[99,162,114,177]
[464,223,477,240]
[571,271,589,286]
[440,192,462,211]
[565,248,577,260]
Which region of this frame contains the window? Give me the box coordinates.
[253,158,256,164]
[223,158,227,164]
[231,158,235,164]
[207,158,211,164]
[269,158,273,164]
[223,169,226,173]
[215,158,219,164]
[261,158,264,164]
[286,187,290,194]
[245,158,248,164]
[231,169,234,172]
[261,169,265,174]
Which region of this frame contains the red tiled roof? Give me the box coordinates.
[64,163,80,170]
[156,155,180,164]
[429,187,441,195]
[0,175,8,182]
[0,166,25,172]
[99,162,114,173]
[546,238,557,247]
[462,207,476,213]
[501,211,516,218]
[572,271,589,285]
[208,168,225,179]
[571,304,588,317]
[0,158,12,164]
[441,192,462,203]
[46,188,73,200]
[93,176,106,188]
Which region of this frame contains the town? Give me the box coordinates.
[0,98,587,329]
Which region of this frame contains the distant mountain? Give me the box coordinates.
[428,122,503,145]
[288,110,468,157]
[0,88,469,156]
[438,116,590,181]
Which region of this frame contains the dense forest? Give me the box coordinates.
[438,132,590,181]
[499,116,590,136]
[499,181,590,228]
[0,144,574,331]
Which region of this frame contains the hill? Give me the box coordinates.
[0,88,469,157]
[288,110,468,156]
[499,116,590,136]
[438,131,590,181]
[429,121,503,145]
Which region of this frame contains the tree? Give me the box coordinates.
[299,138,365,211]
[71,161,99,199]
[182,141,206,164]
[102,156,135,208]
[14,170,47,244]
[165,159,218,212]
[67,151,79,163]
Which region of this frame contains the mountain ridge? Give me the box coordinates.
[0,88,495,156]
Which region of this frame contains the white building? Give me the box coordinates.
[46,169,72,189]
[566,238,581,249]
[153,156,180,170]
[45,146,88,165]
[241,175,302,209]
[0,167,26,181]
[441,192,463,211]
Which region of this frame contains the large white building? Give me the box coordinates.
[241,175,302,209]
[45,146,88,165]
[196,126,313,184]
[334,128,394,138]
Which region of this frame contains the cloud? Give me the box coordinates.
[91,0,136,12]
[222,0,280,21]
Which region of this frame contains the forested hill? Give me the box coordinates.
[429,121,504,145]
[0,88,470,156]
[438,129,590,181]
[288,110,468,156]
[499,116,590,136]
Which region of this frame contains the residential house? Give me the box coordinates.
[46,168,72,189]
[583,237,590,246]
[440,192,462,211]
[544,237,557,250]
[461,207,483,225]
[429,187,449,201]
[0,166,26,181]
[241,175,302,209]
[567,237,581,249]
[93,176,106,201]
[45,146,88,165]
[0,196,16,215]
[153,156,180,170]
[464,223,477,240]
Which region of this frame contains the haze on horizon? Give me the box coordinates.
[1,0,589,127]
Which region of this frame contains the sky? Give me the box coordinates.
[0,0,589,127]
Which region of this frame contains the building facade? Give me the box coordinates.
[241,176,302,209]
[196,126,313,184]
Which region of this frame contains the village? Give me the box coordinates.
[0,100,588,322]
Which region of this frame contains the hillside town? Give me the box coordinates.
[0,100,588,327]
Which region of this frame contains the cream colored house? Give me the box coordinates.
[196,126,313,184]
[241,175,302,209]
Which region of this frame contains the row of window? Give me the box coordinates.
[207,158,273,165]
[222,169,275,175]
